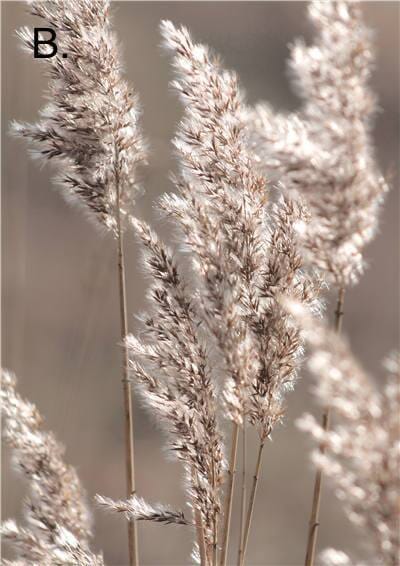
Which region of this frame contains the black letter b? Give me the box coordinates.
[34,28,57,58]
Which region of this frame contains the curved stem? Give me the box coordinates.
[219,421,240,566]
[304,286,345,566]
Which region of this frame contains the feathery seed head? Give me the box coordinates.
[12,0,147,232]
[96,494,189,526]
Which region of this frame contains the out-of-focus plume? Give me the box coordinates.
[1,371,103,564]
[248,1,387,287]
[288,304,400,565]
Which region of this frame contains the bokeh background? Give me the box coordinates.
[2,2,399,565]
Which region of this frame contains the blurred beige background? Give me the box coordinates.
[2,2,399,565]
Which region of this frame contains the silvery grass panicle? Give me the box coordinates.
[97,495,188,526]
[246,196,321,442]
[1,371,104,565]
[125,217,223,563]
[159,22,270,561]
[290,306,400,566]
[160,20,268,429]
[13,0,146,231]
[159,21,320,565]
[248,0,387,288]
[95,216,224,564]
[160,21,320,439]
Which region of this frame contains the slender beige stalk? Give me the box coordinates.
[194,505,208,566]
[333,287,346,334]
[191,467,208,566]
[239,439,265,566]
[212,523,217,566]
[237,425,247,566]
[219,422,240,566]
[304,287,345,566]
[212,458,218,566]
[115,159,139,566]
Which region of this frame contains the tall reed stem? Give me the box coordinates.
[239,439,265,566]
[219,421,240,566]
[237,425,247,566]
[196,514,208,566]
[192,468,208,566]
[115,160,139,566]
[212,457,218,566]
[304,286,345,566]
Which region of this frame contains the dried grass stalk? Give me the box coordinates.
[12,2,147,563]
